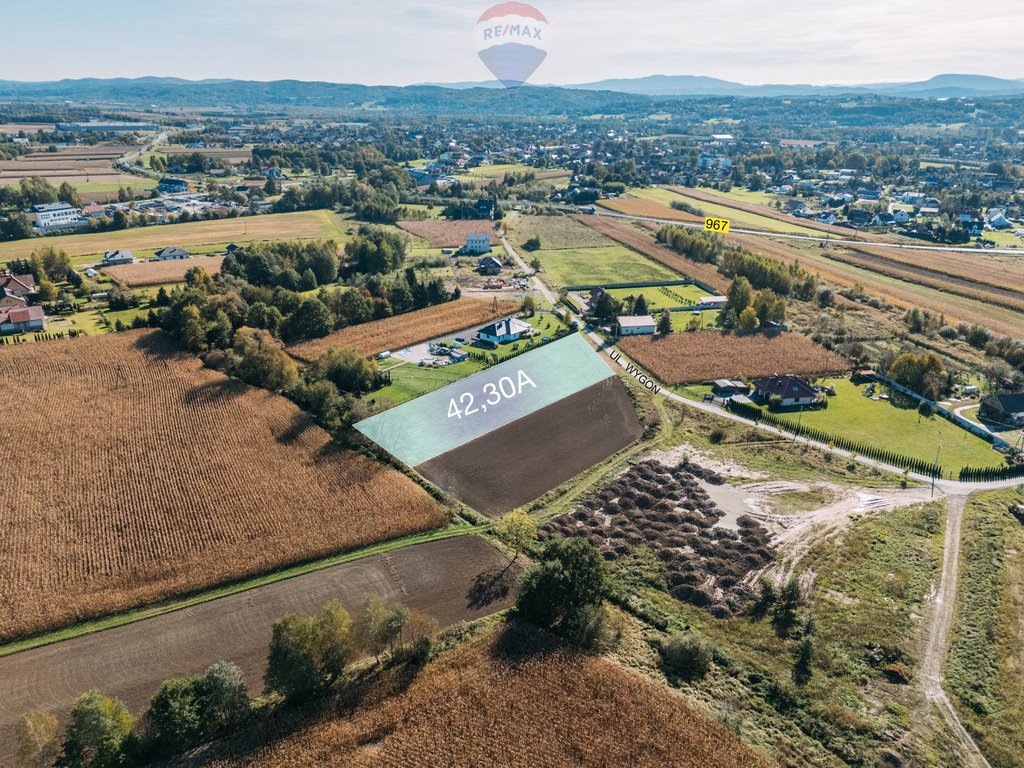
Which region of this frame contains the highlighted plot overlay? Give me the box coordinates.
[357,335,643,516]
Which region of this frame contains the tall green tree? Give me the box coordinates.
[58,691,134,768]
[265,602,353,702]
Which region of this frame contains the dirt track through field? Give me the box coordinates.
[0,535,516,764]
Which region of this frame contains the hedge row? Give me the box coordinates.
[958,464,1024,482]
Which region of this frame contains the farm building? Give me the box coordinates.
[155,246,192,261]
[158,178,190,195]
[0,273,35,298]
[464,233,492,255]
[698,295,728,310]
[30,202,85,230]
[0,305,46,335]
[753,374,818,408]
[101,250,135,266]
[979,393,1024,427]
[616,315,656,337]
[478,317,532,344]
[478,256,503,275]
[712,380,750,396]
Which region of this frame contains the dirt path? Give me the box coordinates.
[0,535,517,765]
[918,495,992,768]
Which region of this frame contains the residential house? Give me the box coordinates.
[784,199,806,215]
[0,289,27,309]
[101,250,135,266]
[697,153,732,171]
[0,305,46,335]
[155,247,192,261]
[847,209,872,227]
[815,211,838,225]
[893,209,914,224]
[987,208,1014,230]
[463,233,492,255]
[753,374,819,408]
[979,394,1024,427]
[870,212,897,227]
[478,318,532,344]
[616,315,657,337]
[225,243,244,255]
[478,256,503,275]
[0,273,35,298]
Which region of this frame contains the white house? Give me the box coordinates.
[155,246,192,261]
[464,233,492,255]
[478,317,532,344]
[616,315,657,336]
[30,202,84,230]
[987,209,1014,230]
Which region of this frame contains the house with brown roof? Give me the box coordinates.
[753,374,819,408]
[0,305,46,335]
[0,273,35,297]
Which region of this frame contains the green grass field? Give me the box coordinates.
[0,210,350,262]
[604,283,707,309]
[669,309,720,331]
[750,378,1005,472]
[369,358,489,406]
[533,245,678,287]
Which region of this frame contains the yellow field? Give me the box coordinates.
[0,210,350,261]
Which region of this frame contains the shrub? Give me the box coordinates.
[659,632,714,681]
[708,428,726,444]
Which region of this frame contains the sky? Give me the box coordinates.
[2,0,1022,86]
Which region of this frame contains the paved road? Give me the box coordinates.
[594,209,1024,256]
[0,535,516,764]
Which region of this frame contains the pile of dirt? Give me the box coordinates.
[541,459,775,617]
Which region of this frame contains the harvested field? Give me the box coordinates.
[397,219,500,248]
[0,331,446,641]
[288,298,519,361]
[103,255,225,287]
[418,377,643,516]
[192,622,770,768]
[0,535,516,765]
[728,234,1024,337]
[572,215,731,292]
[0,210,348,261]
[510,215,613,250]
[619,331,848,385]
[541,460,775,617]
[598,197,695,221]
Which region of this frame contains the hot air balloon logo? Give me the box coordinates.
[474,2,550,88]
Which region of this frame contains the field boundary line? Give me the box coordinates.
[0,525,485,660]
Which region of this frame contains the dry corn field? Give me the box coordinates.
[195,623,771,768]
[0,330,446,641]
[288,298,520,361]
[103,255,226,287]
[620,331,849,385]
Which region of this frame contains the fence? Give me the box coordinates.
[562,277,718,294]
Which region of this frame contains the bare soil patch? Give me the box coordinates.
[418,378,643,516]
[397,219,500,248]
[103,255,225,287]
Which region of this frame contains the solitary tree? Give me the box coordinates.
[657,309,672,336]
[265,601,353,702]
[494,507,538,564]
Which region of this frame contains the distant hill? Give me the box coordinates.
[0,74,1022,116]
[562,73,1024,98]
